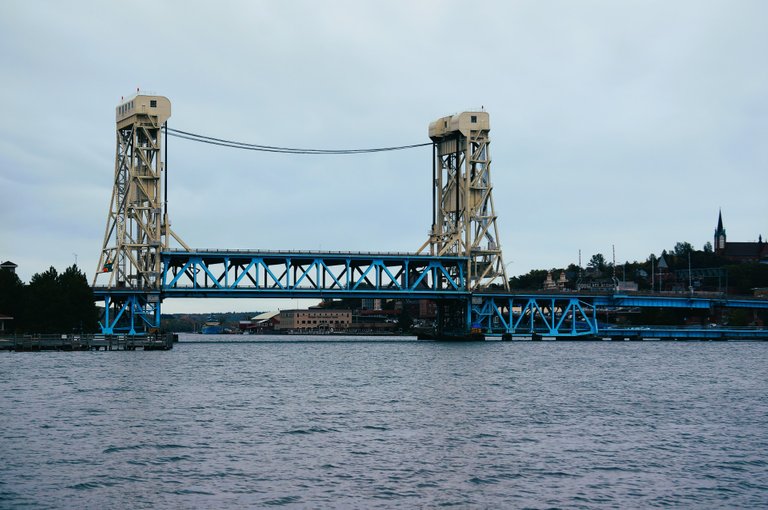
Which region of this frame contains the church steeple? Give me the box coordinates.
[714,210,726,254]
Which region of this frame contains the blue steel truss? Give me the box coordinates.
[94,264,768,336]
[93,250,468,335]
[472,295,599,337]
[160,250,468,299]
[94,290,162,335]
[471,293,768,338]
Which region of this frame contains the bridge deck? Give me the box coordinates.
[159,250,469,299]
[476,291,768,309]
[91,252,768,336]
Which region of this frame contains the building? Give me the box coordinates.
[714,211,768,263]
[1,262,18,333]
[543,271,569,291]
[418,300,437,319]
[361,298,382,310]
[247,311,280,333]
[1,261,17,273]
[276,309,352,331]
[0,314,12,332]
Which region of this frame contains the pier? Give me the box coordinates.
[0,333,174,351]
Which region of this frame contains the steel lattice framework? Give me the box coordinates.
[93,251,468,334]
[418,111,508,291]
[94,290,161,335]
[473,295,599,337]
[94,94,187,291]
[161,250,468,299]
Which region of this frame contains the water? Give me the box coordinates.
[2,336,768,509]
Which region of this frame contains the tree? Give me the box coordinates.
[703,241,713,253]
[509,269,548,290]
[673,242,694,257]
[23,267,63,333]
[588,253,607,271]
[13,264,99,334]
[58,264,99,333]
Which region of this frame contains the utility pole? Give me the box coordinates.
[688,251,693,293]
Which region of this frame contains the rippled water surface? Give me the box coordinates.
[2,336,768,508]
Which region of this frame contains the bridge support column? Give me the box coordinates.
[433,299,471,336]
[96,292,162,335]
[470,295,601,339]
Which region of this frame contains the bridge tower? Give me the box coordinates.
[93,93,188,334]
[94,93,187,291]
[419,111,509,291]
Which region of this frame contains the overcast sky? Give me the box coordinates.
[1,0,766,314]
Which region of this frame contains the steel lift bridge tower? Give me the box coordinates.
[93,93,188,327]
[418,111,509,291]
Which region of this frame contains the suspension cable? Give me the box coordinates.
[165,127,431,154]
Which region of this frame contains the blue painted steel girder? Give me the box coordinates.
[600,327,768,340]
[92,272,768,336]
[592,294,768,309]
[92,289,161,335]
[477,292,768,310]
[471,292,768,337]
[719,299,768,309]
[471,295,599,337]
[160,250,469,299]
[592,294,712,309]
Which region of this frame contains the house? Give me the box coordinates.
[248,311,281,333]
[1,261,17,273]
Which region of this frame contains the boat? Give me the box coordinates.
[201,316,223,334]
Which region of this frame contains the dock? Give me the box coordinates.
[0,333,175,351]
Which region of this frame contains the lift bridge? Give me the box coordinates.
[93,93,768,338]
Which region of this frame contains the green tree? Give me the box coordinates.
[14,264,99,334]
[673,242,694,257]
[59,264,99,333]
[509,269,548,290]
[725,264,768,295]
[23,267,63,333]
[588,253,607,271]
